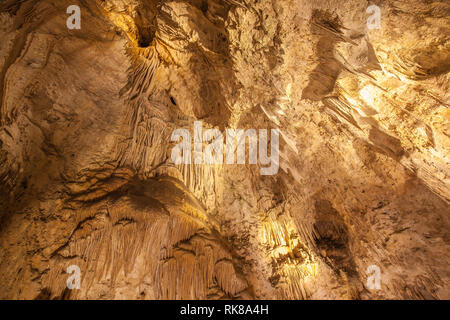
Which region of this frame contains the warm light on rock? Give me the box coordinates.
[0,0,448,301]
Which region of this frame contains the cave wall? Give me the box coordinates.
[0,0,449,299]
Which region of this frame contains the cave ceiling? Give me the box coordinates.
[0,0,449,300]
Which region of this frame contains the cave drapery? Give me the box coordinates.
[0,0,449,300]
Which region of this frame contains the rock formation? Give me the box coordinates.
[0,0,448,299]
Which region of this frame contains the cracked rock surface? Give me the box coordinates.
[0,0,449,299]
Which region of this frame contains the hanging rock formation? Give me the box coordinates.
[0,0,449,299]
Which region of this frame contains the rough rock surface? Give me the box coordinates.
[0,0,449,299]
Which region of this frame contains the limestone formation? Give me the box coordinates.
[0,0,449,300]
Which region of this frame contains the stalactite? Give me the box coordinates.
[259,210,318,299]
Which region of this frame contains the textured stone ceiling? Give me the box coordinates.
[0,0,449,300]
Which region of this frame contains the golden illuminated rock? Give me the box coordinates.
[0,0,448,300]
